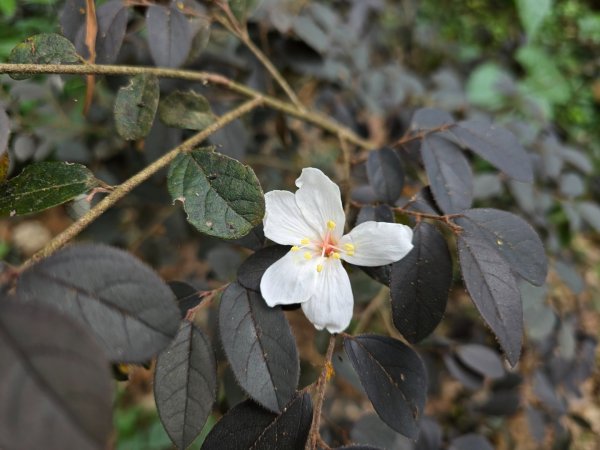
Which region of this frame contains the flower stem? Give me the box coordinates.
[0,63,371,149]
[21,97,263,268]
[307,334,337,450]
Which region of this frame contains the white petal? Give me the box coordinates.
[301,260,353,333]
[260,250,318,306]
[295,168,345,239]
[263,190,320,245]
[340,221,414,266]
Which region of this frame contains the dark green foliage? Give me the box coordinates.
[114,74,160,140]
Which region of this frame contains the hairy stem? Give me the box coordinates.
[0,63,371,149]
[307,334,336,450]
[22,97,263,268]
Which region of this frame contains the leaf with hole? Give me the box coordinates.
[448,120,533,182]
[155,321,217,449]
[0,299,113,450]
[114,73,160,140]
[0,161,98,217]
[159,90,216,130]
[366,147,404,204]
[390,222,451,343]
[237,245,289,292]
[455,208,547,286]
[421,135,473,213]
[344,334,427,439]
[146,4,192,68]
[168,148,265,239]
[17,244,181,363]
[8,33,80,80]
[457,234,522,366]
[201,394,312,450]
[219,283,299,412]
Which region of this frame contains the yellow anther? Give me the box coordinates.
[332,252,340,259]
[304,252,312,260]
[344,243,355,252]
[346,250,355,256]
[300,238,310,245]
[291,246,300,252]
[316,264,323,273]
[327,220,336,230]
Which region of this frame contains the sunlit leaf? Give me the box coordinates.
[8,33,80,79]
[168,148,264,239]
[0,161,98,217]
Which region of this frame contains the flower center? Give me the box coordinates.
[290,220,355,272]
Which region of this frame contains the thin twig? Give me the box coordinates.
[307,334,336,450]
[215,12,305,111]
[353,286,389,335]
[22,98,263,268]
[0,63,371,149]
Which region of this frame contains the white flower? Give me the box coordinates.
[259,168,414,333]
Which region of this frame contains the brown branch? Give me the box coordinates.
[0,63,372,149]
[307,334,337,450]
[22,97,263,268]
[83,0,97,115]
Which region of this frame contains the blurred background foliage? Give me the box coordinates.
[1,0,600,448]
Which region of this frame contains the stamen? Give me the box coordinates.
[304,252,313,260]
[332,252,340,259]
[300,238,310,245]
[344,243,355,251]
[316,264,323,273]
[327,220,336,230]
[291,246,300,251]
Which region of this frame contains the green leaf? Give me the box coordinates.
[114,74,160,140]
[8,33,80,80]
[158,90,216,130]
[516,0,552,38]
[466,63,513,110]
[168,148,264,239]
[228,0,259,23]
[516,45,570,106]
[0,161,98,217]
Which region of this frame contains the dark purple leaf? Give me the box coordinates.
[390,222,451,343]
[17,244,181,363]
[344,335,427,439]
[526,405,547,443]
[443,353,483,390]
[457,234,522,366]
[449,434,494,450]
[201,394,312,450]
[421,135,473,213]
[168,280,202,318]
[155,322,217,449]
[411,107,454,131]
[0,299,113,450]
[96,0,129,64]
[366,147,404,204]
[146,4,192,68]
[350,413,412,449]
[415,417,442,450]
[449,119,533,182]
[455,344,505,379]
[456,208,547,286]
[406,186,443,215]
[219,283,299,413]
[356,204,394,225]
[237,245,289,292]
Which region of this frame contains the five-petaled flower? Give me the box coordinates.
[260,168,414,333]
